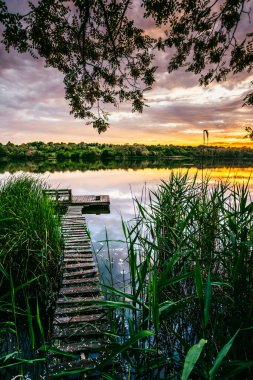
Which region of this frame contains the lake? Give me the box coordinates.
[1,164,253,285]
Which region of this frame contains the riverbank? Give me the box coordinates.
[1,142,253,164]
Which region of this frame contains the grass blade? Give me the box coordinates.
[181,339,207,380]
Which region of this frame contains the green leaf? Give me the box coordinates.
[39,344,79,359]
[101,284,147,309]
[139,357,170,373]
[0,276,40,301]
[26,297,35,349]
[159,271,193,290]
[36,298,45,343]
[1,351,18,363]
[181,339,207,380]
[195,260,204,308]
[93,299,138,310]
[209,330,239,379]
[204,272,211,327]
[218,361,253,379]
[102,374,116,380]
[159,297,191,316]
[152,265,159,334]
[100,330,154,369]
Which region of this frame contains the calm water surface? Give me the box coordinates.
[1,166,253,285]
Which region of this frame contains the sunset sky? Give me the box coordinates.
[0,0,253,147]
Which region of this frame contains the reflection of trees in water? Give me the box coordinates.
[1,158,253,174]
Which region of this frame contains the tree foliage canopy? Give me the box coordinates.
[0,0,252,132]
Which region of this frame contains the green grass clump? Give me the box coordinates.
[0,174,62,306]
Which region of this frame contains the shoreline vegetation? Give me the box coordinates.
[1,142,253,164]
[0,174,252,378]
[0,175,62,378]
[1,142,253,174]
[101,173,253,379]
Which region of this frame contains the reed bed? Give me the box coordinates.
[0,174,62,376]
[99,173,253,379]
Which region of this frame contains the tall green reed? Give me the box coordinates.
[0,174,62,305]
[0,175,62,376]
[100,172,252,379]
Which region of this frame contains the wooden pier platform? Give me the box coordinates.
[72,195,110,207]
[43,189,110,208]
[49,206,111,377]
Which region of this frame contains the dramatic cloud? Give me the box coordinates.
[0,1,253,146]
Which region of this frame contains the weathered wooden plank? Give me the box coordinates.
[61,228,87,232]
[63,263,95,270]
[62,224,86,232]
[62,221,85,223]
[63,268,98,278]
[64,238,90,242]
[62,277,99,285]
[62,216,85,219]
[53,325,108,339]
[53,340,110,353]
[62,225,86,229]
[63,217,84,219]
[62,235,88,238]
[63,249,92,254]
[63,230,87,233]
[54,313,104,324]
[64,240,90,244]
[64,243,91,247]
[64,246,91,249]
[55,304,103,315]
[49,357,117,376]
[63,234,88,238]
[63,232,88,234]
[63,239,89,243]
[59,285,100,296]
[62,218,85,222]
[63,258,94,263]
[64,239,90,243]
[64,247,91,251]
[64,254,93,258]
[57,296,103,305]
[64,247,92,251]
[49,359,96,374]
[63,257,94,261]
[62,220,86,223]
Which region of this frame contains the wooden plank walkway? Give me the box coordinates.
[49,206,111,377]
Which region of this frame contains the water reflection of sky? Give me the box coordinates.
[1,167,253,286]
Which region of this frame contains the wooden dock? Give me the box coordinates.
[43,189,110,207]
[49,206,111,377]
[72,195,110,207]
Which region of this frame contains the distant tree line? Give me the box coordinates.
[1,142,253,163]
